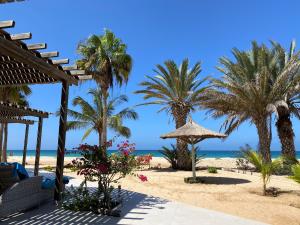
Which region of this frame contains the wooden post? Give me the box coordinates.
[22,124,29,167]
[0,123,3,162]
[2,123,8,162]
[54,81,69,201]
[34,117,43,176]
[191,143,196,179]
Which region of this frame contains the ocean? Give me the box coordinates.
[7,149,300,158]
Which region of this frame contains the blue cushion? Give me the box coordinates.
[42,178,55,189]
[12,162,29,180]
[63,176,69,184]
[41,176,69,189]
[0,162,18,178]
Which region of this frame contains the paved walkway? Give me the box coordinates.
[0,175,268,225]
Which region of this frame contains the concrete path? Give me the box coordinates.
[0,175,268,225]
[118,194,267,225]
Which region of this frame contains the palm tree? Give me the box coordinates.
[243,150,281,195]
[77,30,132,149]
[135,59,208,170]
[0,86,31,162]
[66,88,138,146]
[268,40,300,160]
[202,42,300,162]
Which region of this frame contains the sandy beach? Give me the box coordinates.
[8,156,300,225]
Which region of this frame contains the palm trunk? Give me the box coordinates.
[172,106,191,170]
[0,123,3,162]
[276,112,296,160]
[263,181,267,196]
[254,117,271,162]
[101,90,108,159]
[2,123,8,162]
[98,133,102,147]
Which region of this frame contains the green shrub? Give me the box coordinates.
[274,156,299,175]
[207,167,217,173]
[184,176,203,184]
[290,164,300,183]
[43,165,53,172]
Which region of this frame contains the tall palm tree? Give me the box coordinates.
[77,30,132,149]
[66,88,138,146]
[268,40,300,160]
[0,86,31,162]
[202,42,300,162]
[135,59,208,170]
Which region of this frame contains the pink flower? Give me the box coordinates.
[138,174,148,182]
[97,164,108,173]
[123,150,129,156]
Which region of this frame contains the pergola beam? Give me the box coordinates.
[0,34,77,85]
[10,32,32,41]
[27,43,47,50]
[0,20,15,29]
[77,75,93,80]
[0,118,34,124]
[51,58,69,65]
[70,70,85,75]
[40,51,59,58]
[0,102,49,118]
[62,65,78,71]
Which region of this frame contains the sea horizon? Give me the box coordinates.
[7,149,300,158]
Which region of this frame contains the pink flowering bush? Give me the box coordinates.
[65,140,147,214]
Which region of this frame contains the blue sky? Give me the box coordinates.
[0,0,299,151]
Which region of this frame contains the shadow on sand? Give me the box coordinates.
[198,176,250,185]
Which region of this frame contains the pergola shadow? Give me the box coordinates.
[0,188,169,225]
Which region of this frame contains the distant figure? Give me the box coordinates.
[9,151,13,156]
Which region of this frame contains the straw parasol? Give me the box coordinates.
[161,117,226,180]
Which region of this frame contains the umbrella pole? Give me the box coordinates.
[191,143,196,179]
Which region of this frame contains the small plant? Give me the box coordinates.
[159,145,204,170]
[242,150,281,196]
[236,158,250,171]
[159,144,177,169]
[207,167,218,173]
[290,164,300,183]
[43,165,53,172]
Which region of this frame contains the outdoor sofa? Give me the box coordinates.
[0,163,60,217]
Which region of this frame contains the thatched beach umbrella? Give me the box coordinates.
[161,117,226,180]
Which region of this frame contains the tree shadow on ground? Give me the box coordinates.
[0,187,169,225]
[198,176,251,185]
[150,167,178,172]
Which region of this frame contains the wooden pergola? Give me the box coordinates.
[0,0,24,3]
[0,20,91,201]
[0,101,49,175]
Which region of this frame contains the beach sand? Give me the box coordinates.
[8,156,300,225]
